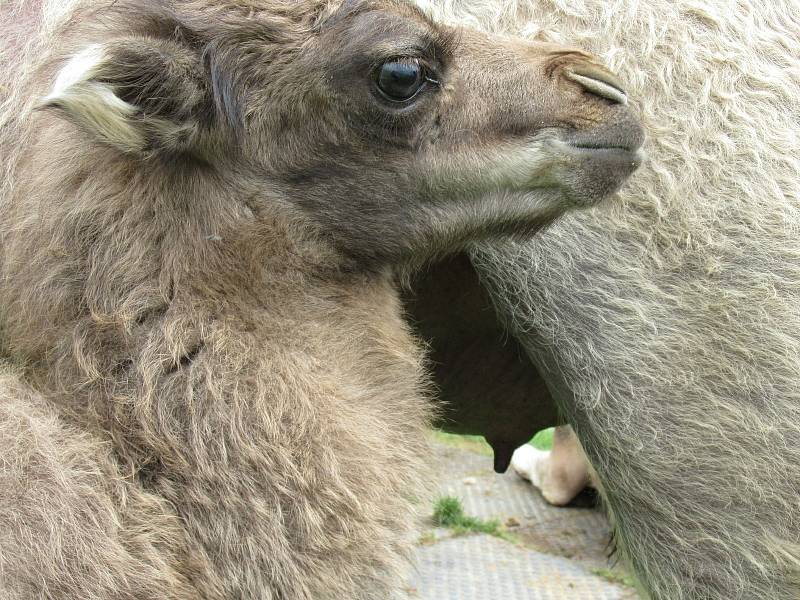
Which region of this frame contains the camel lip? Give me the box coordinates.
[557,141,645,167]
[570,145,645,169]
[569,142,642,153]
[559,120,646,157]
[542,139,644,205]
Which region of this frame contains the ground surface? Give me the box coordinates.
[407,438,640,599]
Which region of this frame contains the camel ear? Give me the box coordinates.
[41,39,211,156]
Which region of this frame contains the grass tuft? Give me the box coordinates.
[432,496,518,543]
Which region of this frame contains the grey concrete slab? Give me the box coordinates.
[409,439,640,599]
[408,535,635,600]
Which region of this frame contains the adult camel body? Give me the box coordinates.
[410,1,800,598]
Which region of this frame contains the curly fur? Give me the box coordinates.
[420,0,800,598]
[0,0,644,597]
[0,3,429,598]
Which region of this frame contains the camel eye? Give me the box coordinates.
[376,59,426,102]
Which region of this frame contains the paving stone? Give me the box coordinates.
[409,535,636,600]
[410,440,640,599]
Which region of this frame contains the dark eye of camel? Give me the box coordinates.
[376,58,428,102]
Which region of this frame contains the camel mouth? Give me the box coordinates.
[565,144,645,170]
[566,144,646,179]
[563,124,645,155]
[546,134,645,205]
[550,134,645,168]
[569,142,643,154]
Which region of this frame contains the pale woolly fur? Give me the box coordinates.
[420,1,800,598]
[0,362,200,598]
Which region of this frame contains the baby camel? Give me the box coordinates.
[0,0,641,598]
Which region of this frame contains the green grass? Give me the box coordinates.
[431,431,493,455]
[432,496,517,543]
[432,427,555,455]
[530,427,554,451]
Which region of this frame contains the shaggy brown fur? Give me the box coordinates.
[0,0,641,597]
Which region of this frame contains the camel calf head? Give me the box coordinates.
[40,0,642,270]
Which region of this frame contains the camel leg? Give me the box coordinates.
[511,425,592,506]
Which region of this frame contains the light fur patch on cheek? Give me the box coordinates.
[417,139,572,249]
[425,139,556,195]
[41,44,144,152]
[487,142,556,189]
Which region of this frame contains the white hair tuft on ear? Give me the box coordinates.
[46,44,105,98]
[41,44,145,153]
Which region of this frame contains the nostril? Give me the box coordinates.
[565,67,628,105]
